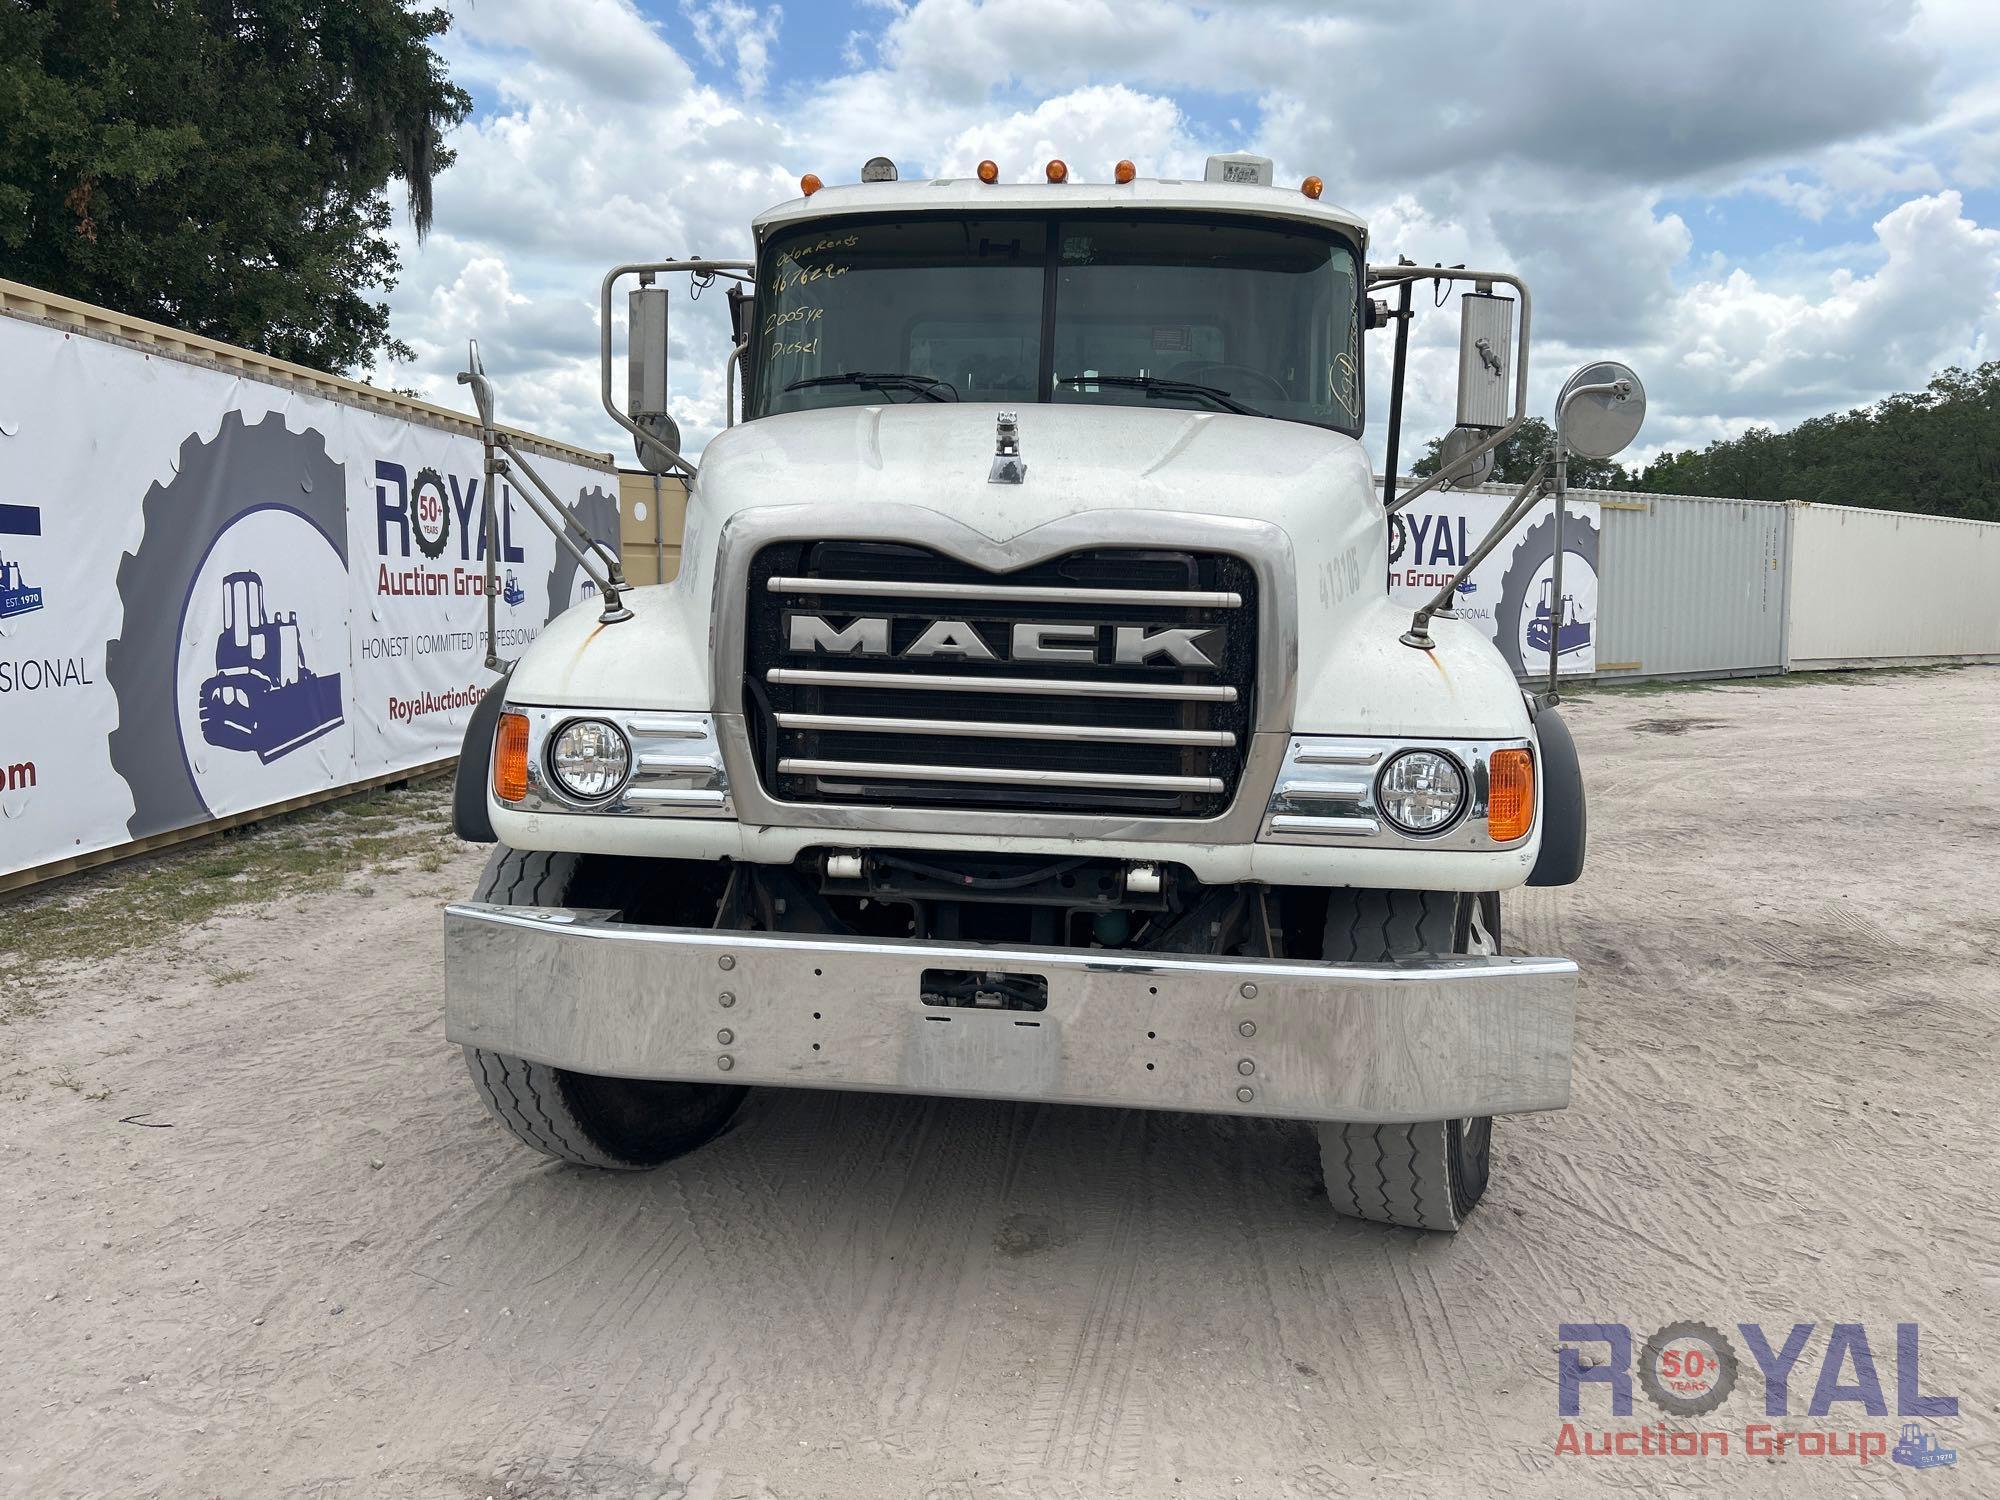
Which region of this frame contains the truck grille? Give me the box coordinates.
[743,542,1257,817]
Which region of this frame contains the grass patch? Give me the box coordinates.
[0,777,455,1009]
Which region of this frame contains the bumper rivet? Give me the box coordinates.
[1235,1085,1255,1103]
[718,991,736,1008]
[718,1055,735,1071]
[717,1028,734,1045]
[1237,1020,1257,1038]
[719,955,736,971]
[1237,1058,1256,1076]
[1240,982,1257,999]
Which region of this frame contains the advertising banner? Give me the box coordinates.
[0,313,616,879]
[1387,488,1601,677]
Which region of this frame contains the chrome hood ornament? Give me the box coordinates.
[988,410,1026,484]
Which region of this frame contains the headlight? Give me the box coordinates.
[1376,750,1466,835]
[548,719,631,800]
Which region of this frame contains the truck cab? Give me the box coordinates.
[444,153,1614,1232]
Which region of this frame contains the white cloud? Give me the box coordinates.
[1665,191,2000,420]
[682,1,783,98]
[363,0,2000,479]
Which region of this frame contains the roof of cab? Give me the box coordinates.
[751,176,1368,247]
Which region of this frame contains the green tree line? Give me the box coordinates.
[1416,363,2000,522]
[0,0,468,374]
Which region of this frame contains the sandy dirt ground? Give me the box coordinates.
[2,668,1995,1499]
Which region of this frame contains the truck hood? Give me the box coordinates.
[516,401,1533,740]
[691,402,1371,537]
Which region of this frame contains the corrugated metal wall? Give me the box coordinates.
[1458,481,1794,682]
[1593,492,1791,681]
[1785,502,2000,669]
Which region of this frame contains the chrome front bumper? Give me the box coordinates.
[443,903,1576,1123]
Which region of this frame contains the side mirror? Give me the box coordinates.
[1455,291,1515,430]
[627,286,680,474]
[1436,425,1496,489]
[1556,360,1646,459]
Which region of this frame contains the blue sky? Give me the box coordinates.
[374,0,2000,468]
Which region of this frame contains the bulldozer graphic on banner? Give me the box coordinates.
[1525,577,1591,657]
[197,571,344,763]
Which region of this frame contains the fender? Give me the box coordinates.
[1528,704,1586,886]
[453,668,513,844]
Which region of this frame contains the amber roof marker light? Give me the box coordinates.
[1045,159,1069,184]
[1301,175,1324,199]
[799,172,823,196]
[1114,159,1137,184]
[976,159,1000,184]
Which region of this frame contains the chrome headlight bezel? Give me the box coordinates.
[1260,735,1535,849]
[498,705,731,819]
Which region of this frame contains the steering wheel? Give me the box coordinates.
[1164,361,1291,402]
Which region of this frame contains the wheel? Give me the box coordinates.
[1316,890,1500,1231]
[460,848,747,1169]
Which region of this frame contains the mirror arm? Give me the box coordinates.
[1366,265,1533,515]
[494,435,635,625]
[599,260,754,480]
[1400,456,1552,651]
[456,340,507,669]
[1540,376,1632,698]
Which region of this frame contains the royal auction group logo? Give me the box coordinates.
[0,502,46,619]
[1557,1320,1959,1469]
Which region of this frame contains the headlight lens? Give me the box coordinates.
[1377,750,1466,835]
[548,719,630,800]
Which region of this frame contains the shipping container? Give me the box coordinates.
[1785,501,2000,670]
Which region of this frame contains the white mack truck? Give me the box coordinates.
[443,152,1644,1231]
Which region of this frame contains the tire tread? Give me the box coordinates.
[1316,889,1485,1232]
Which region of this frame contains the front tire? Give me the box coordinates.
[460,848,746,1169]
[1316,890,1499,1231]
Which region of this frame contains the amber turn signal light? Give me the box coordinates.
[1486,748,1535,842]
[977,159,999,184]
[799,172,823,196]
[493,710,530,804]
[1045,158,1068,183]
[1114,159,1136,184]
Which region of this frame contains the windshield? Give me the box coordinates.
[748,213,1362,433]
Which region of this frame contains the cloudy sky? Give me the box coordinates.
[362,0,2000,472]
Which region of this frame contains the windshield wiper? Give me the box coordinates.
[785,371,959,402]
[1055,373,1267,418]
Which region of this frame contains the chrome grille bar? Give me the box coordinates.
[779,758,1225,793]
[773,711,1235,747]
[767,668,1237,702]
[767,577,1242,608]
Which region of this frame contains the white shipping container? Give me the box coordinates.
[1785,502,2000,669]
